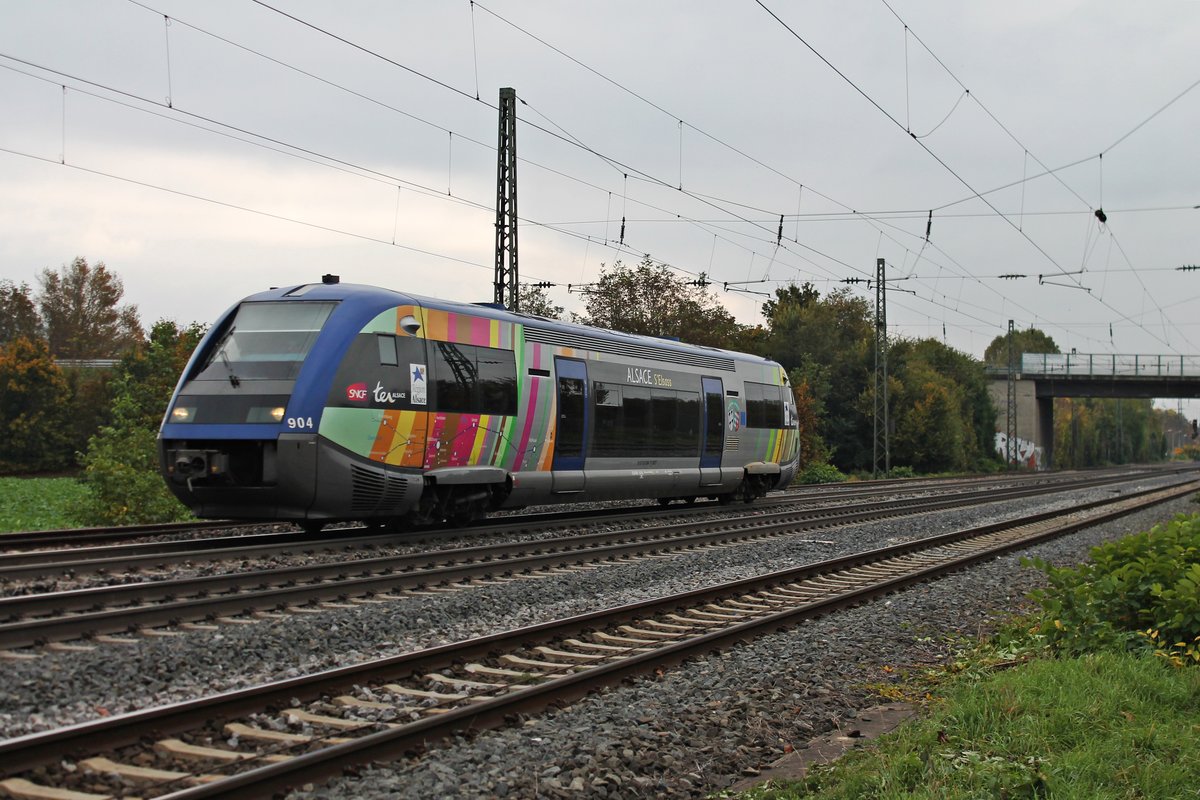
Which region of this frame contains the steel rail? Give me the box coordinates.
[0,479,1194,800]
[0,471,1171,649]
[0,468,1159,580]
[1,465,1172,559]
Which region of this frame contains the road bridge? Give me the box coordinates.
[986,353,1200,469]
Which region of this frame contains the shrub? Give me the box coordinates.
[76,423,191,525]
[1023,514,1200,657]
[795,462,847,485]
[888,465,917,479]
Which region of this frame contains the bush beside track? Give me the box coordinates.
[734,507,1200,800]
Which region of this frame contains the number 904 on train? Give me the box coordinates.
[158,276,800,529]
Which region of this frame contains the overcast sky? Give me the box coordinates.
[2,1,1198,413]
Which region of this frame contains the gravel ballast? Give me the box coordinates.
[0,476,1195,798]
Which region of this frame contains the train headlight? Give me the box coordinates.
[246,405,288,423]
[170,406,194,423]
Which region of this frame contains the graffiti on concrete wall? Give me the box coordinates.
[994,432,1043,470]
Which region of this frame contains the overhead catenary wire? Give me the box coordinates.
[2,2,1189,359]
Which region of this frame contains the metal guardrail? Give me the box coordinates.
[1020,353,1200,378]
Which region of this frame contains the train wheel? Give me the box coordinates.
[717,494,734,505]
[300,520,325,534]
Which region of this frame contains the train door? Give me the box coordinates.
[699,376,724,486]
[551,357,588,493]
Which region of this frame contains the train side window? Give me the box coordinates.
[477,347,518,415]
[433,342,475,412]
[431,341,517,415]
[377,334,398,366]
[623,386,651,455]
[676,390,701,456]
[593,382,623,457]
[745,382,784,428]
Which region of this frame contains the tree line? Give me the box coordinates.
[0,257,203,522]
[0,256,1187,523]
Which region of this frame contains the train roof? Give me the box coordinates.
[245,279,781,369]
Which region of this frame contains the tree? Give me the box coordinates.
[983,327,1059,367]
[0,337,72,472]
[517,283,564,320]
[573,259,746,348]
[889,338,997,472]
[764,283,873,471]
[38,257,143,359]
[76,319,205,524]
[0,280,42,346]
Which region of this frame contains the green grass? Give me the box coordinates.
[737,650,1200,799]
[0,476,89,532]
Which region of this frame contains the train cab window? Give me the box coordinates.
[377,335,398,366]
[745,382,784,428]
[197,301,336,381]
[430,342,517,415]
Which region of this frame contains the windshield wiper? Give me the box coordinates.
[206,326,240,387]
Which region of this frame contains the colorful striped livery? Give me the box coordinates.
[159,279,799,528]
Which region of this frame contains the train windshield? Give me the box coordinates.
[196,301,336,381]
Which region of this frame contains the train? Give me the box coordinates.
[158,275,801,529]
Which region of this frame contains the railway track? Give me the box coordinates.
[0,466,1172,557]
[1,478,1194,800]
[0,467,1168,580]
[0,470,1177,652]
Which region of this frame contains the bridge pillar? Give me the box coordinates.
[988,378,1048,469]
[1037,396,1054,469]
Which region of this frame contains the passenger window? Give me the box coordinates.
[431,341,517,415]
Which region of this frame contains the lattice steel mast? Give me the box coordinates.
[494,87,519,311]
[873,257,890,478]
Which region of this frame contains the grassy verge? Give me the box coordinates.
[736,510,1200,799]
[739,648,1200,799]
[0,476,89,532]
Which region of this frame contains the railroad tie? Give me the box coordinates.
[283,708,396,730]
[617,624,681,638]
[560,638,653,654]
[464,663,543,679]
[637,620,693,632]
[593,631,659,646]
[80,756,216,786]
[499,653,583,672]
[382,684,468,702]
[426,673,506,691]
[664,613,725,627]
[155,738,256,763]
[723,599,774,611]
[533,645,606,662]
[332,695,406,711]
[0,777,115,800]
[223,722,353,745]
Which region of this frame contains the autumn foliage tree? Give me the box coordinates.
[0,280,42,346]
[574,259,746,348]
[0,337,72,472]
[38,257,143,359]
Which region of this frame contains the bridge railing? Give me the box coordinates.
[1021,353,1200,378]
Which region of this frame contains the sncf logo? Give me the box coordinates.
[346,382,368,402]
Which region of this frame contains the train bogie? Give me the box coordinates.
[159,278,800,527]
